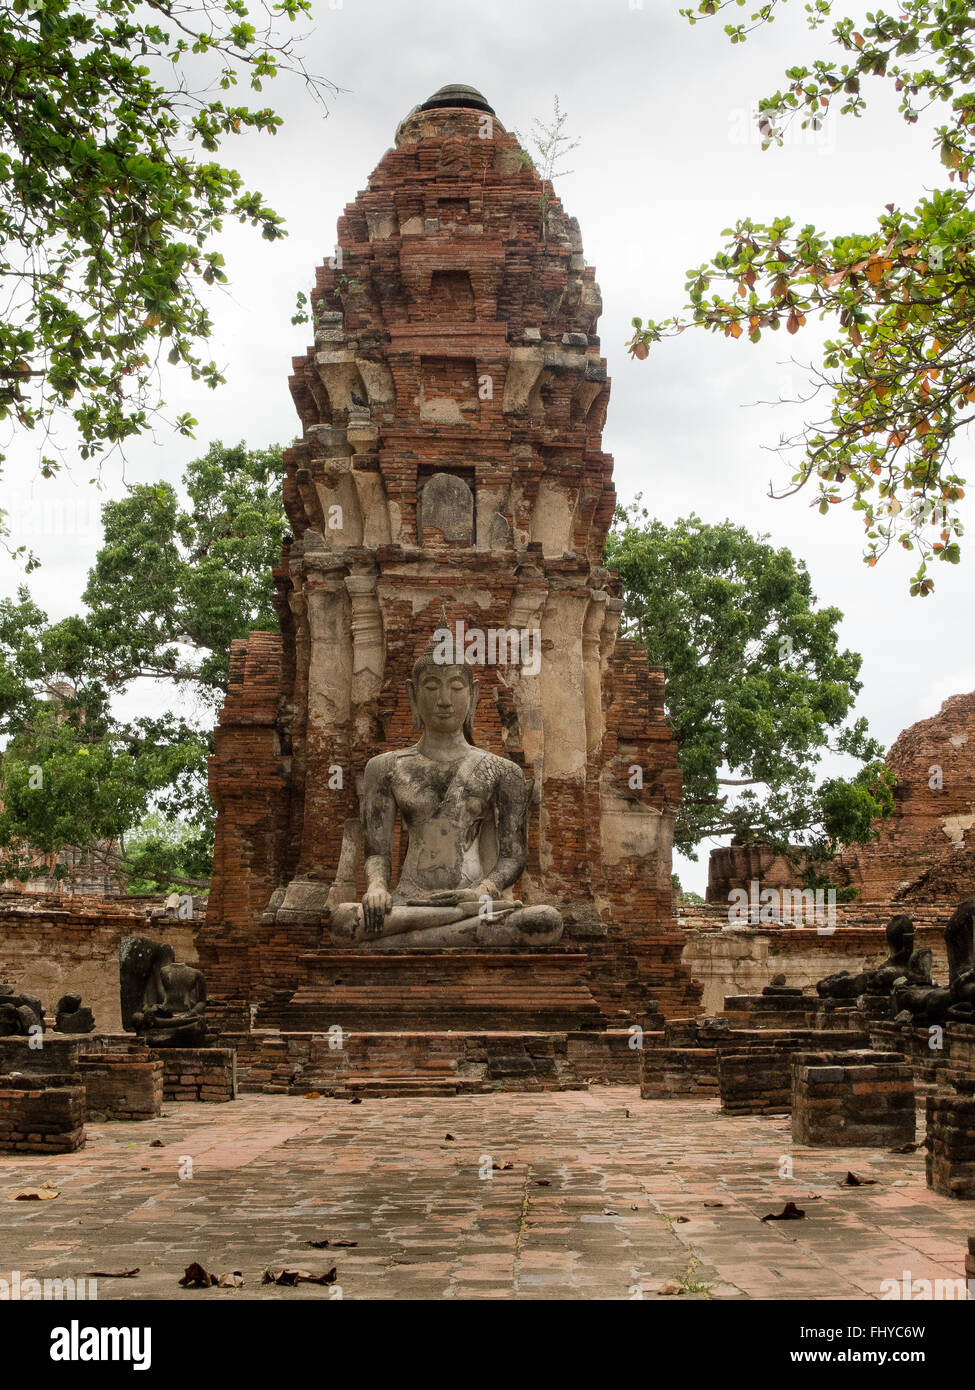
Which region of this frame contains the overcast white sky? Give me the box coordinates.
[3,0,973,892]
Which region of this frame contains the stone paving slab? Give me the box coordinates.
[0,1087,971,1301]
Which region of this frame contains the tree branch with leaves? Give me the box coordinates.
[630,0,975,593]
[0,0,336,565]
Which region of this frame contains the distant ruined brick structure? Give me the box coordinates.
[833,691,975,902]
[705,840,808,905]
[199,85,698,1024]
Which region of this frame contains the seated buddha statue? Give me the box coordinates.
[892,898,975,1026]
[120,937,207,1047]
[327,638,563,949]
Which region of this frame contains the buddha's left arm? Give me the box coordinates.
[490,761,529,892]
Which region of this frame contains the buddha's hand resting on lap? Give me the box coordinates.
[362,884,392,934]
[421,881,499,908]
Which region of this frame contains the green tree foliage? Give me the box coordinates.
[631,0,975,593]
[605,502,894,861]
[0,440,285,889]
[0,0,333,563]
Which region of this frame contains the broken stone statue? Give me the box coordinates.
[120,936,207,1046]
[0,984,44,1037]
[327,633,563,949]
[54,993,95,1034]
[816,913,924,1000]
[892,897,975,1025]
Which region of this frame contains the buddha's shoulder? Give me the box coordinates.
[477,750,527,785]
[363,747,419,778]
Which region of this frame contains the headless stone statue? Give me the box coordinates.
[328,642,563,949]
[893,897,975,1025]
[120,936,207,1047]
[817,913,920,1000]
[54,993,95,1035]
[0,984,44,1037]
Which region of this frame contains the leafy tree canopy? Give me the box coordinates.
[0,439,285,890]
[605,502,894,862]
[0,0,333,565]
[631,0,975,594]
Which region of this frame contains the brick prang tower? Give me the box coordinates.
[199,84,701,1028]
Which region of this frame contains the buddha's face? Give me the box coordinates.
[408,663,474,736]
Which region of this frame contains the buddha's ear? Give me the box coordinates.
[406,678,421,732]
[463,679,480,743]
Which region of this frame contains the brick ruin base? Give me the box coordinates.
[926,1091,975,1199]
[156,1048,236,1103]
[638,1020,868,1101]
[718,1046,809,1116]
[0,1036,237,1151]
[791,1051,916,1148]
[869,1020,975,1097]
[77,1052,163,1121]
[0,1078,85,1153]
[214,1028,642,1096]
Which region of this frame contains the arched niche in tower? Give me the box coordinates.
[417,470,474,547]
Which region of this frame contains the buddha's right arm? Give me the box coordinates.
[364,854,391,890]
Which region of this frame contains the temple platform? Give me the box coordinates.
[215,1026,645,1096]
[255,949,609,1033]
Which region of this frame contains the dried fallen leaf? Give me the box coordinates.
[674,1216,690,1224]
[658,1280,682,1295]
[85,1268,139,1279]
[306,1239,356,1249]
[349,1096,362,1105]
[703,1201,725,1208]
[179,1262,218,1288]
[216,1271,244,1288]
[762,1201,805,1222]
[262,1267,337,1286]
[12,1184,59,1201]
[444,1133,454,1141]
[149,1139,164,1148]
[840,1171,877,1187]
[536,1179,550,1187]
[303,1092,321,1099]
[890,1142,919,1154]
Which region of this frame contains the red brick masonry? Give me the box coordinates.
[791,1050,916,1148]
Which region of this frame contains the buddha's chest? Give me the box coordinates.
[391,758,494,826]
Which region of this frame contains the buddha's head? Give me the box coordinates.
[407,649,478,743]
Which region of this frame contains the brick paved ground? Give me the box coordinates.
[0,1086,970,1300]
